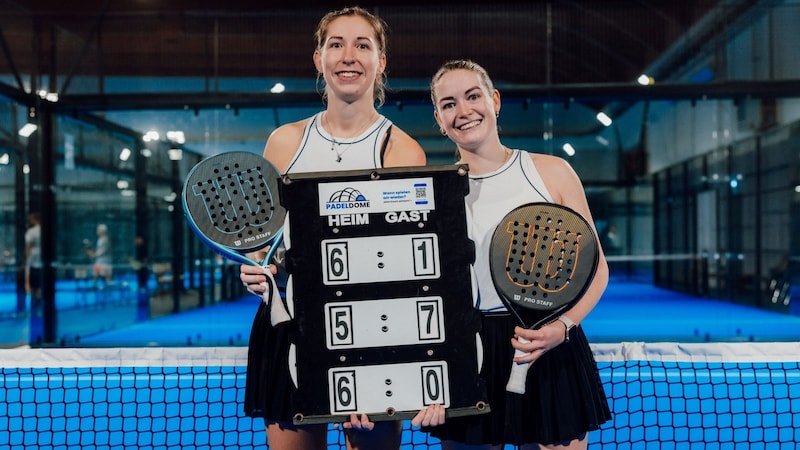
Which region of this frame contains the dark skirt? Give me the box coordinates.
[244,301,298,421]
[425,313,611,446]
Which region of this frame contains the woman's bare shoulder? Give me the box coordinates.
[529,152,572,172]
[384,125,426,167]
[528,152,584,204]
[263,118,312,171]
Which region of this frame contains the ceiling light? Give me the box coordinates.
[596,112,612,127]
[562,143,576,156]
[270,82,286,94]
[36,89,59,102]
[0,153,9,165]
[166,130,185,144]
[168,149,183,161]
[595,136,609,146]
[18,123,38,137]
[637,74,654,85]
[119,147,132,161]
[143,131,159,142]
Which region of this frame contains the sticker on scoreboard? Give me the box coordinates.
[318,177,435,216]
[321,233,440,285]
[328,361,450,414]
[324,296,445,349]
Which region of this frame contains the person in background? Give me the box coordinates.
[237,6,441,450]
[24,212,43,311]
[420,59,611,449]
[86,223,113,285]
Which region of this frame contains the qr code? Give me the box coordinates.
[415,187,426,198]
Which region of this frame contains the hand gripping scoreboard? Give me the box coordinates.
[280,165,489,424]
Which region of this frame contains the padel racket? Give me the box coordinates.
[489,202,598,394]
[182,151,286,267]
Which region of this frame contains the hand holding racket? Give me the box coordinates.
[489,203,598,394]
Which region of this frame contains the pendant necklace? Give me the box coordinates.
[324,112,375,163]
[332,138,347,163]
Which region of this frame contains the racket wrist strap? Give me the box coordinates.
[557,315,576,343]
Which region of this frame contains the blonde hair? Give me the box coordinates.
[314,6,389,107]
[430,59,495,109]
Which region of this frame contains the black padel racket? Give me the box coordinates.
[489,202,599,394]
[182,151,286,267]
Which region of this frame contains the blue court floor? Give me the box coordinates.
[1,279,798,346]
[74,280,800,346]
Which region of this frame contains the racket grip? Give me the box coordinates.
[506,338,531,394]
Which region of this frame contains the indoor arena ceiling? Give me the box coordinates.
[0,0,782,174]
[2,0,727,83]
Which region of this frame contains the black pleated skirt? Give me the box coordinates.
[244,301,298,421]
[425,313,611,446]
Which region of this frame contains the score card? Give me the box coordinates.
[280,165,489,424]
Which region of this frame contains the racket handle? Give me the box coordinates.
[506,337,531,394]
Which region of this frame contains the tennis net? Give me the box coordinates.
[1,343,798,449]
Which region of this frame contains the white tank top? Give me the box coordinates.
[285,111,392,173]
[276,112,393,325]
[466,149,554,311]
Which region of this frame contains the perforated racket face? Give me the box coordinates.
[182,151,285,253]
[489,203,598,329]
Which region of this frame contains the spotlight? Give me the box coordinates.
[596,112,612,127]
[143,131,159,142]
[637,74,654,85]
[18,123,38,137]
[166,131,186,144]
[168,149,183,161]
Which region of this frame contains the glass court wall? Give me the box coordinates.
[0,93,245,347]
[2,1,800,348]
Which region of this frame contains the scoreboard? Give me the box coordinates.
[279,165,489,424]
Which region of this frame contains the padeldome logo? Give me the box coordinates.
[325,187,371,210]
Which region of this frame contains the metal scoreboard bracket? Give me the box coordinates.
[280,164,489,424]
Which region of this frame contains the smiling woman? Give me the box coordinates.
[425,59,611,450]
[236,6,430,450]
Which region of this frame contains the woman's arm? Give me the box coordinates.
[531,153,609,325]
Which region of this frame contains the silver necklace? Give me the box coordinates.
[331,138,349,163]
[324,113,375,163]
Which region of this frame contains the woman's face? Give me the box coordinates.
[314,15,385,103]
[433,69,500,149]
